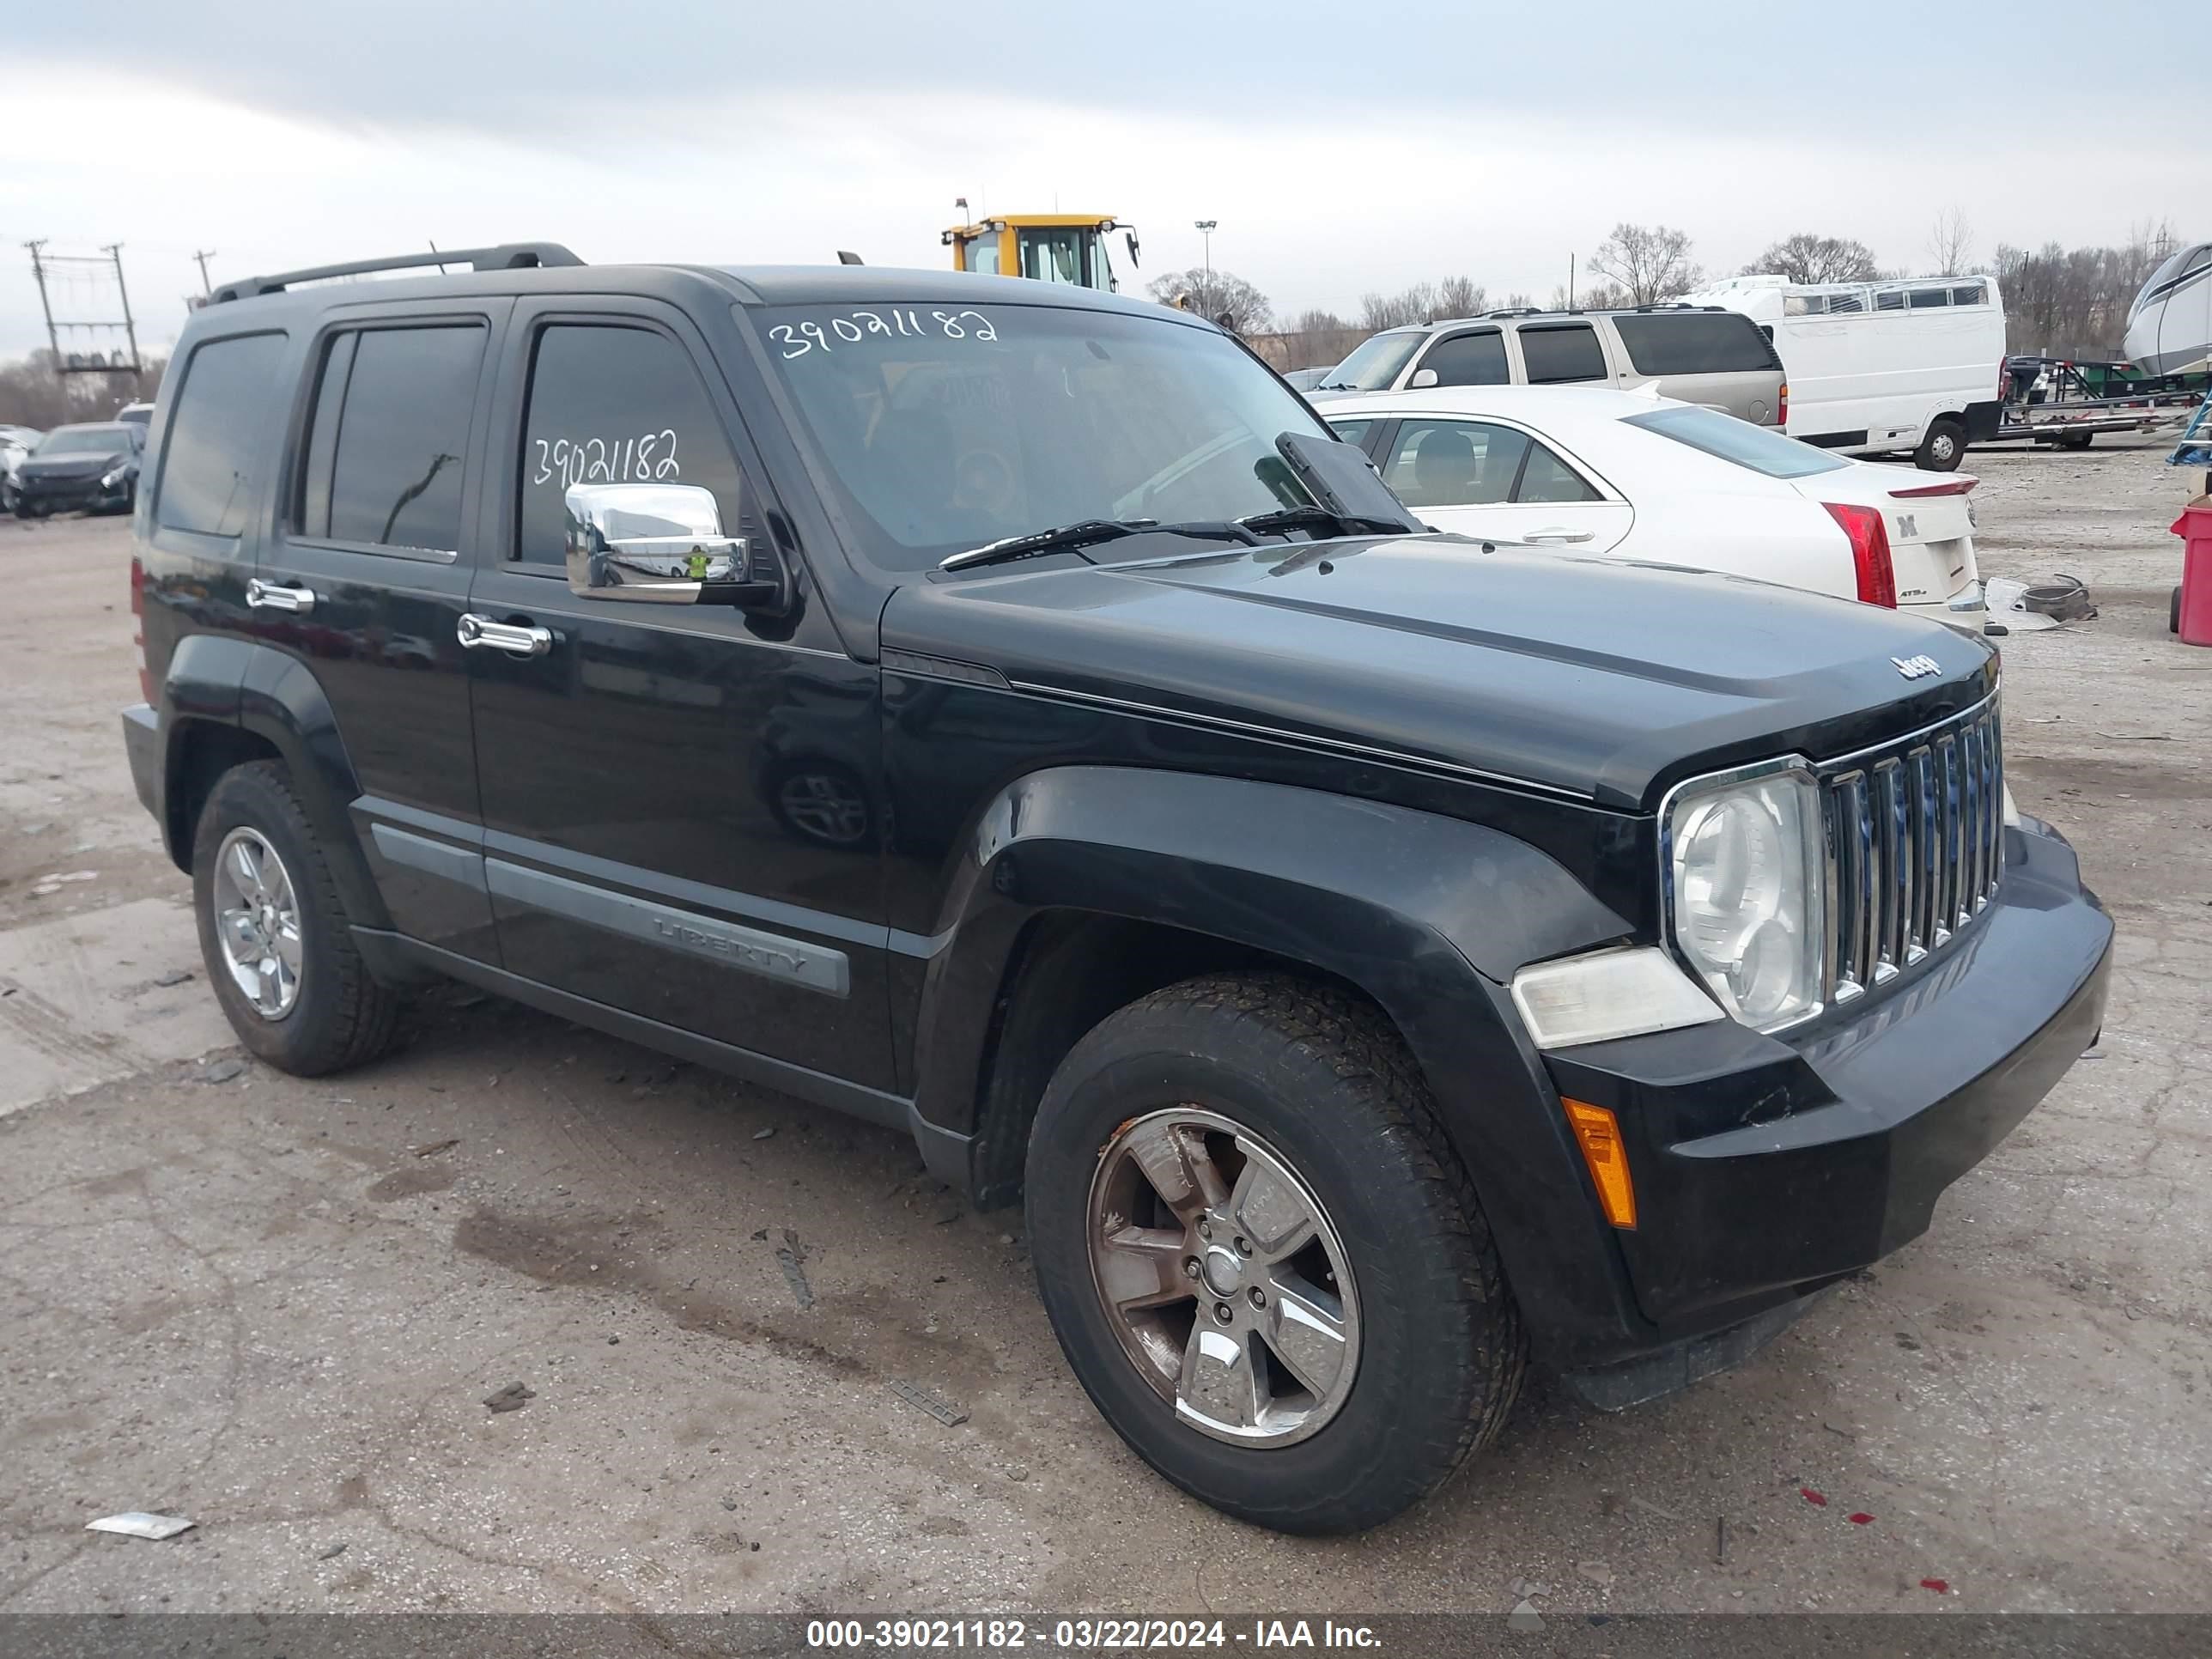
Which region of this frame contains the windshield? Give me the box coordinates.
[1622,404,1846,478]
[34,425,135,457]
[1320,330,1424,391]
[758,302,1328,572]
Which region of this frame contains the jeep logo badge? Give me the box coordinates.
[1892,653,1942,680]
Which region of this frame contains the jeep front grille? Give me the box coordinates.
[1821,697,2003,1003]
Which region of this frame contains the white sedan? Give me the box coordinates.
[1321,386,1986,631]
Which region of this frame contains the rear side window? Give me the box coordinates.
[517,324,756,565]
[1609,313,1778,376]
[295,323,486,552]
[1517,445,1601,503]
[1516,324,1607,385]
[156,331,287,538]
[1418,330,1509,386]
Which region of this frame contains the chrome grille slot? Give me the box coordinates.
[1819,698,2003,1005]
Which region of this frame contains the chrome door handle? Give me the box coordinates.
[1523,527,1596,544]
[457,612,554,658]
[246,578,317,612]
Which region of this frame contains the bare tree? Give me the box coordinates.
[1435,275,1486,319]
[1500,292,1532,310]
[1553,280,1628,310]
[0,350,165,428]
[1275,307,1368,371]
[1929,207,1975,276]
[1745,233,1882,285]
[1588,223,1702,307]
[1146,268,1273,336]
[1991,227,2187,356]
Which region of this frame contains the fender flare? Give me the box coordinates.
[159,636,390,930]
[910,764,1645,1355]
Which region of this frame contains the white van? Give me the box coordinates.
[1685,273,2008,471]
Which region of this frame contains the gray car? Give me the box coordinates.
[1313,305,1785,426]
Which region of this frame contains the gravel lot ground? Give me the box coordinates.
[2,438,2206,1621]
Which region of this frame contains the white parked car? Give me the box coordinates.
[0,424,43,513]
[1321,386,1986,631]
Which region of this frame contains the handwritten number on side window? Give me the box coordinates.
[532,429,680,489]
[769,309,999,360]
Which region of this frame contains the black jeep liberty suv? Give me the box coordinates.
[122,244,2110,1534]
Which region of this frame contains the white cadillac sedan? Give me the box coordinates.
[1320,386,1986,631]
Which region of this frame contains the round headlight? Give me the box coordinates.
[1666,766,1825,1030]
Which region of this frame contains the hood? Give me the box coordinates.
[21,451,131,480]
[883,534,1998,809]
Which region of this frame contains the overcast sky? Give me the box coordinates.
[5,1,2191,364]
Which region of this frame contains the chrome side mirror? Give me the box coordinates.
[1407,368,1440,389]
[563,483,790,611]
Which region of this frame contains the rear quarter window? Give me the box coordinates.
[155,331,289,538]
[1610,313,1780,376]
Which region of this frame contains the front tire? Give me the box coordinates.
[191,760,400,1075]
[1024,975,1525,1533]
[1915,416,1967,471]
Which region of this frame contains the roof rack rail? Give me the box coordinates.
[1630,301,1722,313]
[1481,306,1546,319]
[210,242,584,303]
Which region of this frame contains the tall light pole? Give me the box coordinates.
[1194,220,1217,314]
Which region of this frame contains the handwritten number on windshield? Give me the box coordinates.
[769,310,1000,360]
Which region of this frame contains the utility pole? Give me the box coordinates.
[104,245,143,380]
[1567,252,1575,311]
[23,240,145,397]
[1194,220,1217,315]
[25,240,61,365]
[192,249,216,295]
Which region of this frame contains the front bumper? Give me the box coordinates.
[17,474,131,513]
[1540,816,2109,1365]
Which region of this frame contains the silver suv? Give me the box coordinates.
[1314,306,1785,426]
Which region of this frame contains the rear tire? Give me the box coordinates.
[2056,430,2094,451]
[1915,416,1967,471]
[1024,974,1525,1534]
[191,760,401,1076]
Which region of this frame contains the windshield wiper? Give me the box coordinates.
[1237,504,1410,538]
[939,518,1261,572]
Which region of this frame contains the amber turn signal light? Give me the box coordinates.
[1562,1098,1637,1230]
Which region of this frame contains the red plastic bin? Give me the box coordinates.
[2171,495,2212,646]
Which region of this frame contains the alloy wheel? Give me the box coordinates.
[1085,1107,1360,1446]
[211,827,304,1019]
